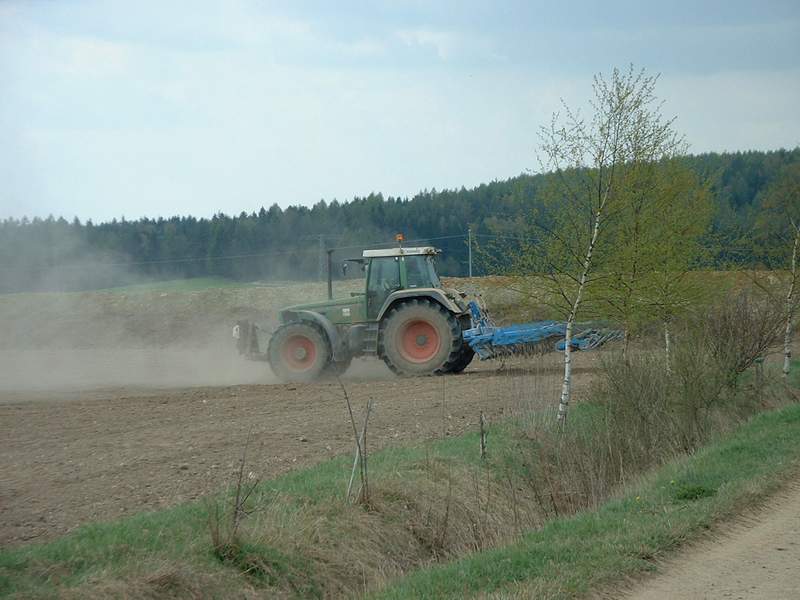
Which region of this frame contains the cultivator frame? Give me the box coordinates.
[462,300,623,360]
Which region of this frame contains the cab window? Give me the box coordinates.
[367,257,400,316]
[368,257,400,291]
[404,255,440,288]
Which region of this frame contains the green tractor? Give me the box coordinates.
[235,245,475,382]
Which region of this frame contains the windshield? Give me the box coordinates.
[404,255,440,288]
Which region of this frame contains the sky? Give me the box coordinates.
[1,0,799,222]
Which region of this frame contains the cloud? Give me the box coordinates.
[51,37,133,77]
[396,27,462,60]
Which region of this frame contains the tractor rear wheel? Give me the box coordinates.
[268,322,331,383]
[380,299,462,376]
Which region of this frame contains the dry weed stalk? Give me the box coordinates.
[479,411,488,460]
[207,428,262,561]
[339,377,373,505]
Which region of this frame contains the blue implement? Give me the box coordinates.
[463,300,622,360]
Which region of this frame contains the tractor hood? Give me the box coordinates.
[279,295,364,327]
[282,296,357,314]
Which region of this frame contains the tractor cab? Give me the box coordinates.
[361,247,442,318]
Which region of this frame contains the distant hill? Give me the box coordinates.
[1,148,798,292]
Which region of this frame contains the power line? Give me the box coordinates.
[0,247,321,271]
[0,233,472,272]
[0,231,546,275]
[473,233,539,243]
[0,231,547,275]
[329,233,467,253]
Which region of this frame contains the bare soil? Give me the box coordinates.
[622,481,800,600]
[0,353,596,548]
[0,278,592,548]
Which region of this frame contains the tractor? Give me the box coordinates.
[235,245,475,382]
[234,242,622,383]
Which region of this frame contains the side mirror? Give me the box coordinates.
[341,262,349,277]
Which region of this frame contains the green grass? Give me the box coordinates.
[790,357,800,389]
[374,402,800,599]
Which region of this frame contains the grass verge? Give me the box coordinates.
[374,402,800,599]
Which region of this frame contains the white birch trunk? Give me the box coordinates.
[784,227,799,378]
[664,320,672,375]
[558,206,604,424]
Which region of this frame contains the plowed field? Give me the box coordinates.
[0,353,601,547]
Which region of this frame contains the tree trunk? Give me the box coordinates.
[558,319,575,425]
[784,226,799,378]
[558,206,604,425]
[664,320,672,375]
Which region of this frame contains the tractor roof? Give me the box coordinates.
[362,246,438,258]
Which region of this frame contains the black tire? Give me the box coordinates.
[324,353,353,378]
[267,322,331,383]
[380,299,462,376]
[443,344,475,374]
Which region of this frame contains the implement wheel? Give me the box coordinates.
[380,299,462,376]
[268,322,330,383]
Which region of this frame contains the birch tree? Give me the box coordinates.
[595,159,713,368]
[642,161,713,371]
[595,162,658,360]
[534,67,684,424]
[756,162,800,378]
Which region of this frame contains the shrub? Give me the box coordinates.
[510,293,787,519]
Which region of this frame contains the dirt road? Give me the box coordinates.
[0,355,588,548]
[624,482,800,600]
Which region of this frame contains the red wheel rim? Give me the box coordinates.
[281,335,317,371]
[398,319,441,363]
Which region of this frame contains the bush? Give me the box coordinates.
[510,293,787,519]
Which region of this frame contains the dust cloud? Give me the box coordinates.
[0,276,396,394]
[0,350,394,394]
[0,347,272,393]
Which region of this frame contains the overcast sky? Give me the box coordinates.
[1,0,799,222]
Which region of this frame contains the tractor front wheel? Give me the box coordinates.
[268,322,331,383]
[380,299,462,376]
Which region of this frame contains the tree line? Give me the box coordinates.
[0,146,798,293]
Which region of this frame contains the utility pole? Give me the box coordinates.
[468,227,473,278]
